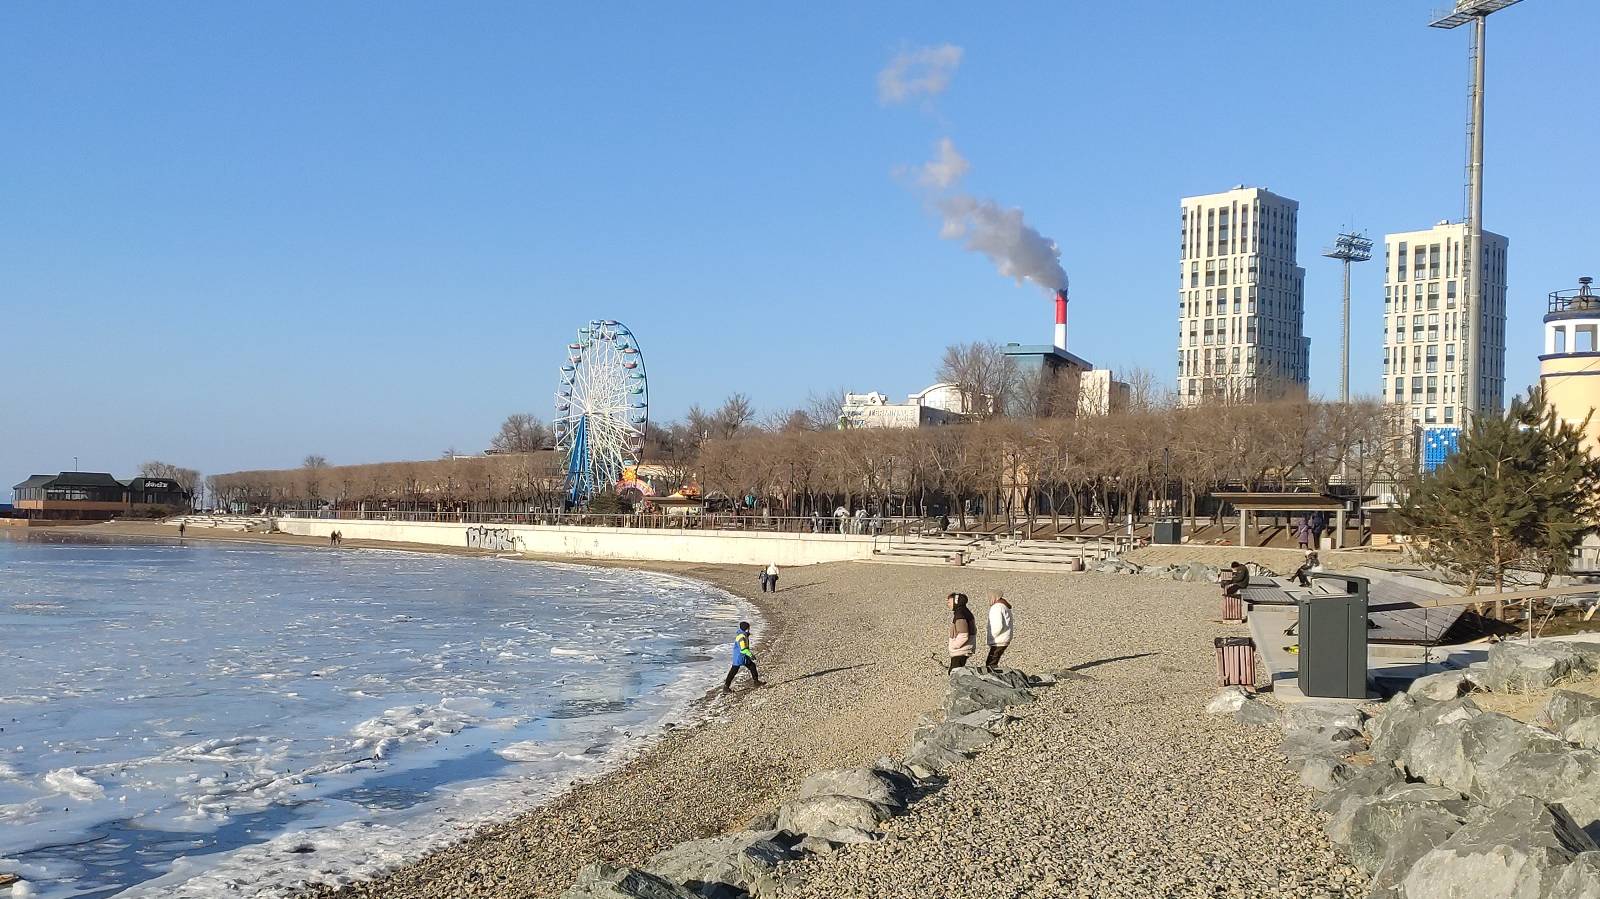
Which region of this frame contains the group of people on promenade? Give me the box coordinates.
[1291,513,1329,551]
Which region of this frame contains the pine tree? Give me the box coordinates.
[1401,387,1600,616]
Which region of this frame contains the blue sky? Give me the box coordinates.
[3,1,1595,483]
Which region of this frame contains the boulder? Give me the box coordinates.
[1232,694,1279,728]
[1338,790,1470,898]
[903,734,971,777]
[1368,692,1426,764]
[1205,686,1249,716]
[1551,852,1600,899]
[944,708,1010,733]
[1401,797,1598,899]
[1281,701,1366,736]
[1394,700,1494,790]
[1312,764,1405,819]
[944,667,1034,717]
[642,831,801,899]
[560,863,702,899]
[1326,782,1467,847]
[1473,742,1600,835]
[1479,641,1588,693]
[775,794,889,842]
[1298,756,1356,793]
[1408,669,1475,702]
[1543,690,1600,750]
[795,768,907,811]
[1278,727,1366,762]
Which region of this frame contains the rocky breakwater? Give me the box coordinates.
[1209,639,1600,898]
[554,667,1057,899]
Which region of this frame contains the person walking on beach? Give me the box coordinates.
[764,563,779,593]
[985,590,1012,668]
[948,592,976,670]
[724,621,763,693]
[758,567,770,593]
[177,521,186,539]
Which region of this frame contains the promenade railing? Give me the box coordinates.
[273,508,930,537]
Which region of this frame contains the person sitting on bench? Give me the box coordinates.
[1222,561,1250,598]
[1291,551,1320,587]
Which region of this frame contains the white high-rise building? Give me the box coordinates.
[1177,186,1308,404]
[1380,221,1509,426]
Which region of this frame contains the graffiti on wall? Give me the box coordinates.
[466,527,520,551]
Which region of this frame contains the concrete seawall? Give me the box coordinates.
[271,518,881,566]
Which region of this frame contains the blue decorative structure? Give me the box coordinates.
[1422,426,1461,473]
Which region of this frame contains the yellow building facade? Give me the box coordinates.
[1542,277,1600,455]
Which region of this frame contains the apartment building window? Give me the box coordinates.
[1447,281,1457,308]
[1400,285,1408,312]
[1397,242,1408,280]
[1411,378,1423,402]
[1425,407,1438,424]
[1427,376,1438,404]
[1205,259,1216,287]
[1190,262,1199,288]
[1426,347,1438,373]
[1412,315,1424,341]
[1427,314,1439,342]
[1394,377,1404,400]
[1427,284,1439,310]
[1248,286,1256,313]
[1446,345,1456,371]
[1429,245,1441,279]
[1232,347,1240,369]
[1219,265,1228,287]
[1233,287,1242,313]
[1444,406,1455,424]
[1382,348,1390,375]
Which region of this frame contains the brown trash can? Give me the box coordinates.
[1221,594,1245,623]
[1215,636,1257,688]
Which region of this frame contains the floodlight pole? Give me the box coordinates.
[1431,0,1528,422]
[1323,232,1372,405]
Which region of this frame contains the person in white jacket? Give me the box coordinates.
[764,563,780,593]
[985,590,1013,668]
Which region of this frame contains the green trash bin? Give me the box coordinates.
[1296,573,1370,699]
[1153,519,1182,545]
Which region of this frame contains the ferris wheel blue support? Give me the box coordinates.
[563,415,592,506]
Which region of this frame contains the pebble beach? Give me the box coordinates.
[292,558,1366,899]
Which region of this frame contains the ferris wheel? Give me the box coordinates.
[554,320,649,506]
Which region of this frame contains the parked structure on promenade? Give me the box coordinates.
[1177,186,1308,404]
[1380,221,1509,429]
[1542,276,1600,455]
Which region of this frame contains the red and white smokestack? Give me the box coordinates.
[1053,288,1068,351]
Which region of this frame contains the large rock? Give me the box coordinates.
[560,863,702,899]
[1552,852,1600,898]
[1299,756,1356,793]
[944,667,1034,717]
[1326,782,1467,847]
[1278,727,1366,762]
[795,768,907,811]
[1233,694,1279,728]
[1313,763,1405,819]
[642,831,801,899]
[1205,686,1249,716]
[1473,742,1600,835]
[1336,786,1471,899]
[903,733,971,777]
[1408,669,1476,702]
[1479,641,1590,693]
[1543,690,1600,750]
[1281,701,1366,736]
[1397,702,1509,792]
[1401,797,1598,899]
[775,794,889,842]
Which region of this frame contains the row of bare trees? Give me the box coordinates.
[693,398,1415,526]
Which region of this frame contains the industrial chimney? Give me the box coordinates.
[1053,288,1068,351]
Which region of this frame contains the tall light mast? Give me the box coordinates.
[1323,231,1373,404]
[1429,0,1527,421]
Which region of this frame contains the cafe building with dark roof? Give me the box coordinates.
[10,472,192,520]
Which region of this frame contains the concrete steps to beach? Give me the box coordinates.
[967,539,1117,571]
[167,515,274,533]
[870,535,981,566]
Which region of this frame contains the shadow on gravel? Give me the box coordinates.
[1068,651,1160,672]
[778,664,868,685]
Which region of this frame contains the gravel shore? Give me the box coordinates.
[284,558,1365,899]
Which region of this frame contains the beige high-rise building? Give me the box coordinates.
[1380,221,1509,427]
[1177,186,1308,404]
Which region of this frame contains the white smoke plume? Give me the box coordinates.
[937,194,1068,292]
[918,137,969,189]
[877,44,963,105]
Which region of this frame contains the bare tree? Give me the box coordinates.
[490,413,552,454]
[303,455,329,470]
[712,393,756,440]
[138,460,201,491]
[937,341,1014,419]
[804,387,847,430]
